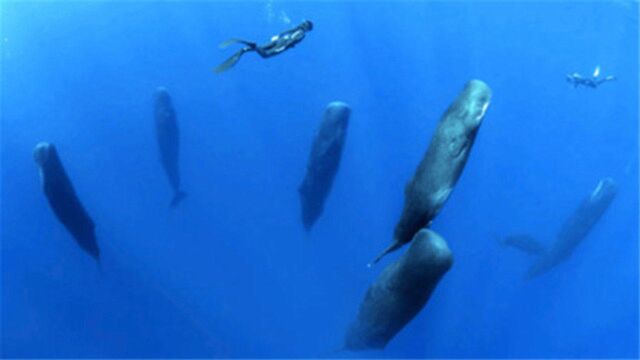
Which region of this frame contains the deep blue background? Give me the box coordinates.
[1,1,638,358]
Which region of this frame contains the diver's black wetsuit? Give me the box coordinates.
[566,73,616,88]
[214,20,313,73]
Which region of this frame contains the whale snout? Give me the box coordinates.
[460,80,491,125]
[466,79,492,99]
[590,177,617,202]
[154,87,171,103]
[408,229,454,272]
[327,101,350,115]
[326,101,351,125]
[33,142,52,166]
[599,177,616,188]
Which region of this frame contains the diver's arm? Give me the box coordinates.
[277,24,303,38]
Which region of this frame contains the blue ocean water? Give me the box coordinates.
[1,1,638,358]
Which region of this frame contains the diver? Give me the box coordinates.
[214,20,314,74]
[566,66,616,88]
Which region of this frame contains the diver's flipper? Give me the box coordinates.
[368,241,402,267]
[213,49,246,74]
[218,38,254,49]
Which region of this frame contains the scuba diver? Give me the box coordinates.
[566,66,616,88]
[214,20,314,74]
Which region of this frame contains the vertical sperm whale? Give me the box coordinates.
[154,87,187,208]
[345,229,453,350]
[33,142,100,261]
[371,80,491,264]
[502,178,618,278]
[298,101,351,230]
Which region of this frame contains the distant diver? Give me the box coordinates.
[154,87,187,208]
[214,20,313,73]
[566,66,616,88]
[33,142,100,262]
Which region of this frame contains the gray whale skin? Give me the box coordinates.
[33,142,100,261]
[506,177,618,278]
[298,101,351,230]
[154,87,187,208]
[345,229,453,350]
[372,80,491,264]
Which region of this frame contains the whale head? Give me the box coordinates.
[33,142,53,166]
[325,101,351,130]
[590,177,617,202]
[463,79,492,127]
[326,101,350,119]
[154,87,171,104]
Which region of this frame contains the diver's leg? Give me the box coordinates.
[255,48,271,58]
[597,76,616,86]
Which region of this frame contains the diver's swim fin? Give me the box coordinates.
[214,49,246,74]
[218,38,255,49]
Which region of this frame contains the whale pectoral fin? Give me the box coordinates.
[368,241,402,267]
[501,234,547,256]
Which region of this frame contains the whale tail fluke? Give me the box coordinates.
[170,190,187,208]
[500,234,547,257]
[368,241,402,267]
